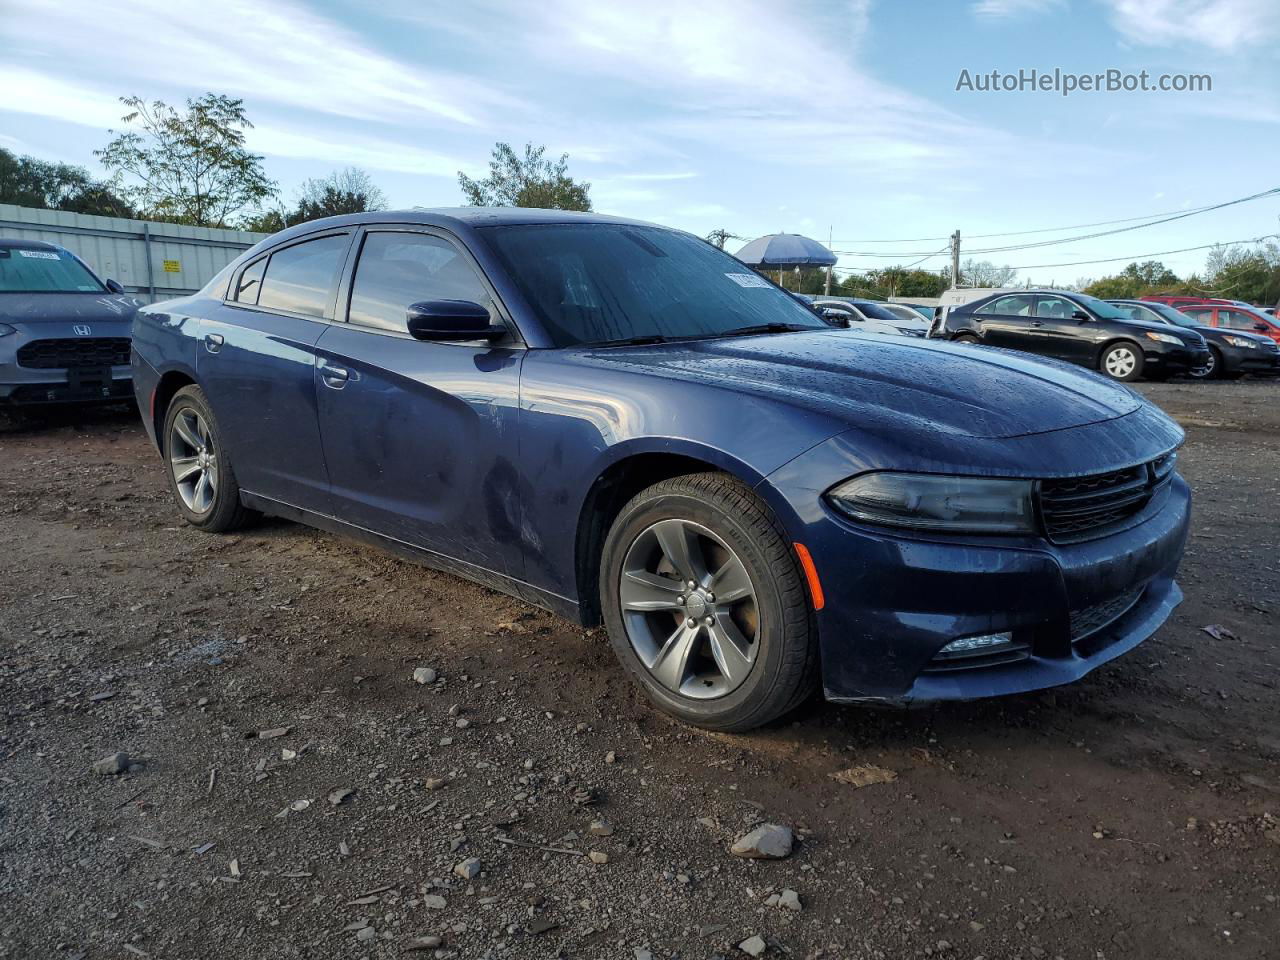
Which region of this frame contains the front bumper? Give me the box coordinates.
[1144,341,1210,373]
[1220,344,1280,376]
[764,421,1190,704]
[0,321,133,406]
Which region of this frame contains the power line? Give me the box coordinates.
[1001,234,1277,272]
[826,187,1280,249]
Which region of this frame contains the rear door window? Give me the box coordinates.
[347,231,493,333]
[978,295,1034,317]
[255,234,349,319]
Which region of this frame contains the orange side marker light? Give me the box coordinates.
[793,543,825,611]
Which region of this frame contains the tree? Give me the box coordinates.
[0,147,132,217]
[243,167,387,233]
[458,142,591,211]
[960,259,1017,287]
[1204,242,1280,306]
[1120,260,1179,288]
[1082,274,1141,299]
[95,94,277,227]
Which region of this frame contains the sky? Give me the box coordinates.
[2,0,1279,285]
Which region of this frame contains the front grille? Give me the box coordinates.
[1038,453,1175,543]
[15,338,131,369]
[1069,587,1144,643]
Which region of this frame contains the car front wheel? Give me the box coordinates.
[1100,342,1144,381]
[1189,346,1221,380]
[600,472,818,731]
[163,385,254,532]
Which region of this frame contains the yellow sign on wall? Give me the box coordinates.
[162,259,181,273]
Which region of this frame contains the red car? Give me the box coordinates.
[1177,303,1280,347]
[1139,295,1234,309]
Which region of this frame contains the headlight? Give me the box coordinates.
[897,327,926,338]
[1222,335,1258,349]
[1144,331,1183,345]
[826,472,1036,534]
[0,323,16,337]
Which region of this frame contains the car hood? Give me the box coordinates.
[1110,316,1205,344]
[1195,324,1272,345]
[0,292,142,324]
[577,330,1144,440]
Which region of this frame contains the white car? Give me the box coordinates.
[812,298,928,337]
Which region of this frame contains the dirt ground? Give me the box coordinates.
[1,380,1278,960]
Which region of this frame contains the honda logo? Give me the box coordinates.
[73,324,92,336]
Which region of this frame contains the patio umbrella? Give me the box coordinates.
[734,233,836,287]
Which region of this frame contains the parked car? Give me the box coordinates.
[1139,294,1234,309]
[0,239,138,406]
[941,289,1210,381]
[132,209,1190,731]
[1108,299,1280,379]
[1176,302,1280,349]
[811,298,928,337]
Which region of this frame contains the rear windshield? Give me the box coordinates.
[0,246,105,293]
[479,223,828,346]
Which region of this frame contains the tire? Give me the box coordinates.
[953,333,980,345]
[600,472,818,732]
[1099,342,1144,381]
[161,385,254,532]
[1188,346,1222,380]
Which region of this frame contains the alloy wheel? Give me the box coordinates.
[1104,346,1138,379]
[169,408,218,514]
[618,519,760,700]
[1190,350,1216,379]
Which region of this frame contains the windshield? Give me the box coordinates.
[0,246,105,293]
[480,223,829,346]
[1074,293,1130,320]
[1146,303,1200,328]
[881,303,927,325]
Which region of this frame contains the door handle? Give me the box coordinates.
[321,365,351,389]
[203,333,224,354]
[1030,321,1044,328]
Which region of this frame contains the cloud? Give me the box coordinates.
[0,0,520,128]
[1100,0,1280,51]
[971,0,1063,17]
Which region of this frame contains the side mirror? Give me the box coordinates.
[1255,322,1271,333]
[820,308,850,327]
[406,300,505,342]
[105,278,125,294]
[1072,309,1091,321]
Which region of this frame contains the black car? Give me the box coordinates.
[940,289,1210,382]
[1108,299,1280,380]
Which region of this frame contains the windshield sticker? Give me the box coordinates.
[726,272,771,288]
[18,250,61,260]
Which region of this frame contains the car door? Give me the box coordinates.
[1031,294,1093,363]
[973,294,1038,351]
[197,231,352,513]
[1219,307,1280,345]
[313,226,525,579]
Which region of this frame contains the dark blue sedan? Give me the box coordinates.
[131,209,1190,731]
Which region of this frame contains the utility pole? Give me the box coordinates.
[950,230,961,288]
[824,225,833,296]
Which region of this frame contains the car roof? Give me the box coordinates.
[267,207,661,243]
[0,238,62,251]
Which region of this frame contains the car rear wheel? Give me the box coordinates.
[953,333,980,345]
[600,472,818,731]
[1189,346,1221,380]
[163,385,254,532]
[1100,342,1144,381]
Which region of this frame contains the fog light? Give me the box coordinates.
[938,631,1014,654]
